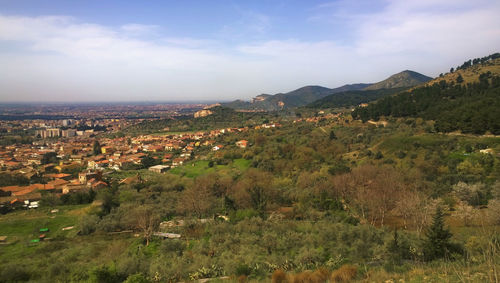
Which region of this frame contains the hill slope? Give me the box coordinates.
[352,57,500,135]
[306,87,409,109]
[224,84,371,111]
[364,70,432,90]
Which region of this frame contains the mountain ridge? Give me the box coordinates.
[222,70,431,111]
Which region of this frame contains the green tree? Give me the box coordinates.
[329,130,337,140]
[141,155,157,168]
[93,140,102,155]
[456,74,464,83]
[387,229,402,264]
[41,152,58,165]
[423,206,456,261]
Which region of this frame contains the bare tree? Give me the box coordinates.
[332,165,403,226]
[132,206,160,246]
[178,181,215,218]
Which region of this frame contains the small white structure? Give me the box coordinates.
[148,165,170,173]
[153,232,181,239]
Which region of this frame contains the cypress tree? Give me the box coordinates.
[93,140,102,155]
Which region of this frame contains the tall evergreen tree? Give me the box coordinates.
[329,130,337,140]
[387,229,402,264]
[93,140,102,155]
[423,206,454,261]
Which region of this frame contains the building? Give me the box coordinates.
[37,128,61,138]
[236,140,248,148]
[148,164,170,173]
[61,129,76,137]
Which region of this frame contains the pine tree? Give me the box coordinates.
[329,130,337,140]
[387,229,402,264]
[423,206,453,261]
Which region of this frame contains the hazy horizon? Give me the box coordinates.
[1,0,499,102]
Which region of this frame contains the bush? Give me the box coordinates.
[330,264,357,282]
[0,264,31,282]
[271,270,287,283]
[124,273,151,283]
[80,214,100,235]
[235,264,252,276]
[88,265,125,283]
[230,209,261,223]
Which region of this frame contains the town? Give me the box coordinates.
[0,104,290,213]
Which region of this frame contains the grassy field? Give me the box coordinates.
[0,204,89,261]
[169,158,251,178]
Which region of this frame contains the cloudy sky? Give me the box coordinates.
[1,0,499,102]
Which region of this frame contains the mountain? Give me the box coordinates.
[223,84,369,111]
[306,87,409,109]
[352,56,500,135]
[364,70,432,90]
[223,71,431,111]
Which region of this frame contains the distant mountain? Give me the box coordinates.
[364,70,432,90]
[223,71,431,111]
[306,87,409,109]
[223,84,371,111]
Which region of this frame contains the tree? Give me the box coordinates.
[423,206,456,261]
[93,140,102,155]
[132,206,160,246]
[178,181,215,218]
[329,130,337,140]
[232,169,275,216]
[387,229,402,264]
[141,155,157,168]
[41,152,58,165]
[456,74,464,83]
[97,190,119,216]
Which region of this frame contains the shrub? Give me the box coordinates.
[235,264,252,276]
[271,269,287,283]
[124,273,151,283]
[0,264,31,282]
[80,214,100,235]
[230,209,260,223]
[88,265,125,283]
[331,264,357,282]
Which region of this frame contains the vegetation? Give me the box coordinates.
[352,73,500,134]
[1,54,499,282]
[124,106,273,135]
[306,87,408,109]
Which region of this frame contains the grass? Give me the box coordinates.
[106,168,157,180]
[169,158,251,178]
[0,204,89,262]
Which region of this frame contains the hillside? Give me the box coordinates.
[306,87,409,109]
[364,70,432,90]
[224,84,371,111]
[425,55,500,86]
[352,56,500,134]
[124,106,271,134]
[223,71,430,111]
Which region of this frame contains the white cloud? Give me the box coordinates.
[0,1,499,102]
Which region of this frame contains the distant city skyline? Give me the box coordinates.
[1,0,499,102]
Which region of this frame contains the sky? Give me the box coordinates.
[0,0,499,102]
